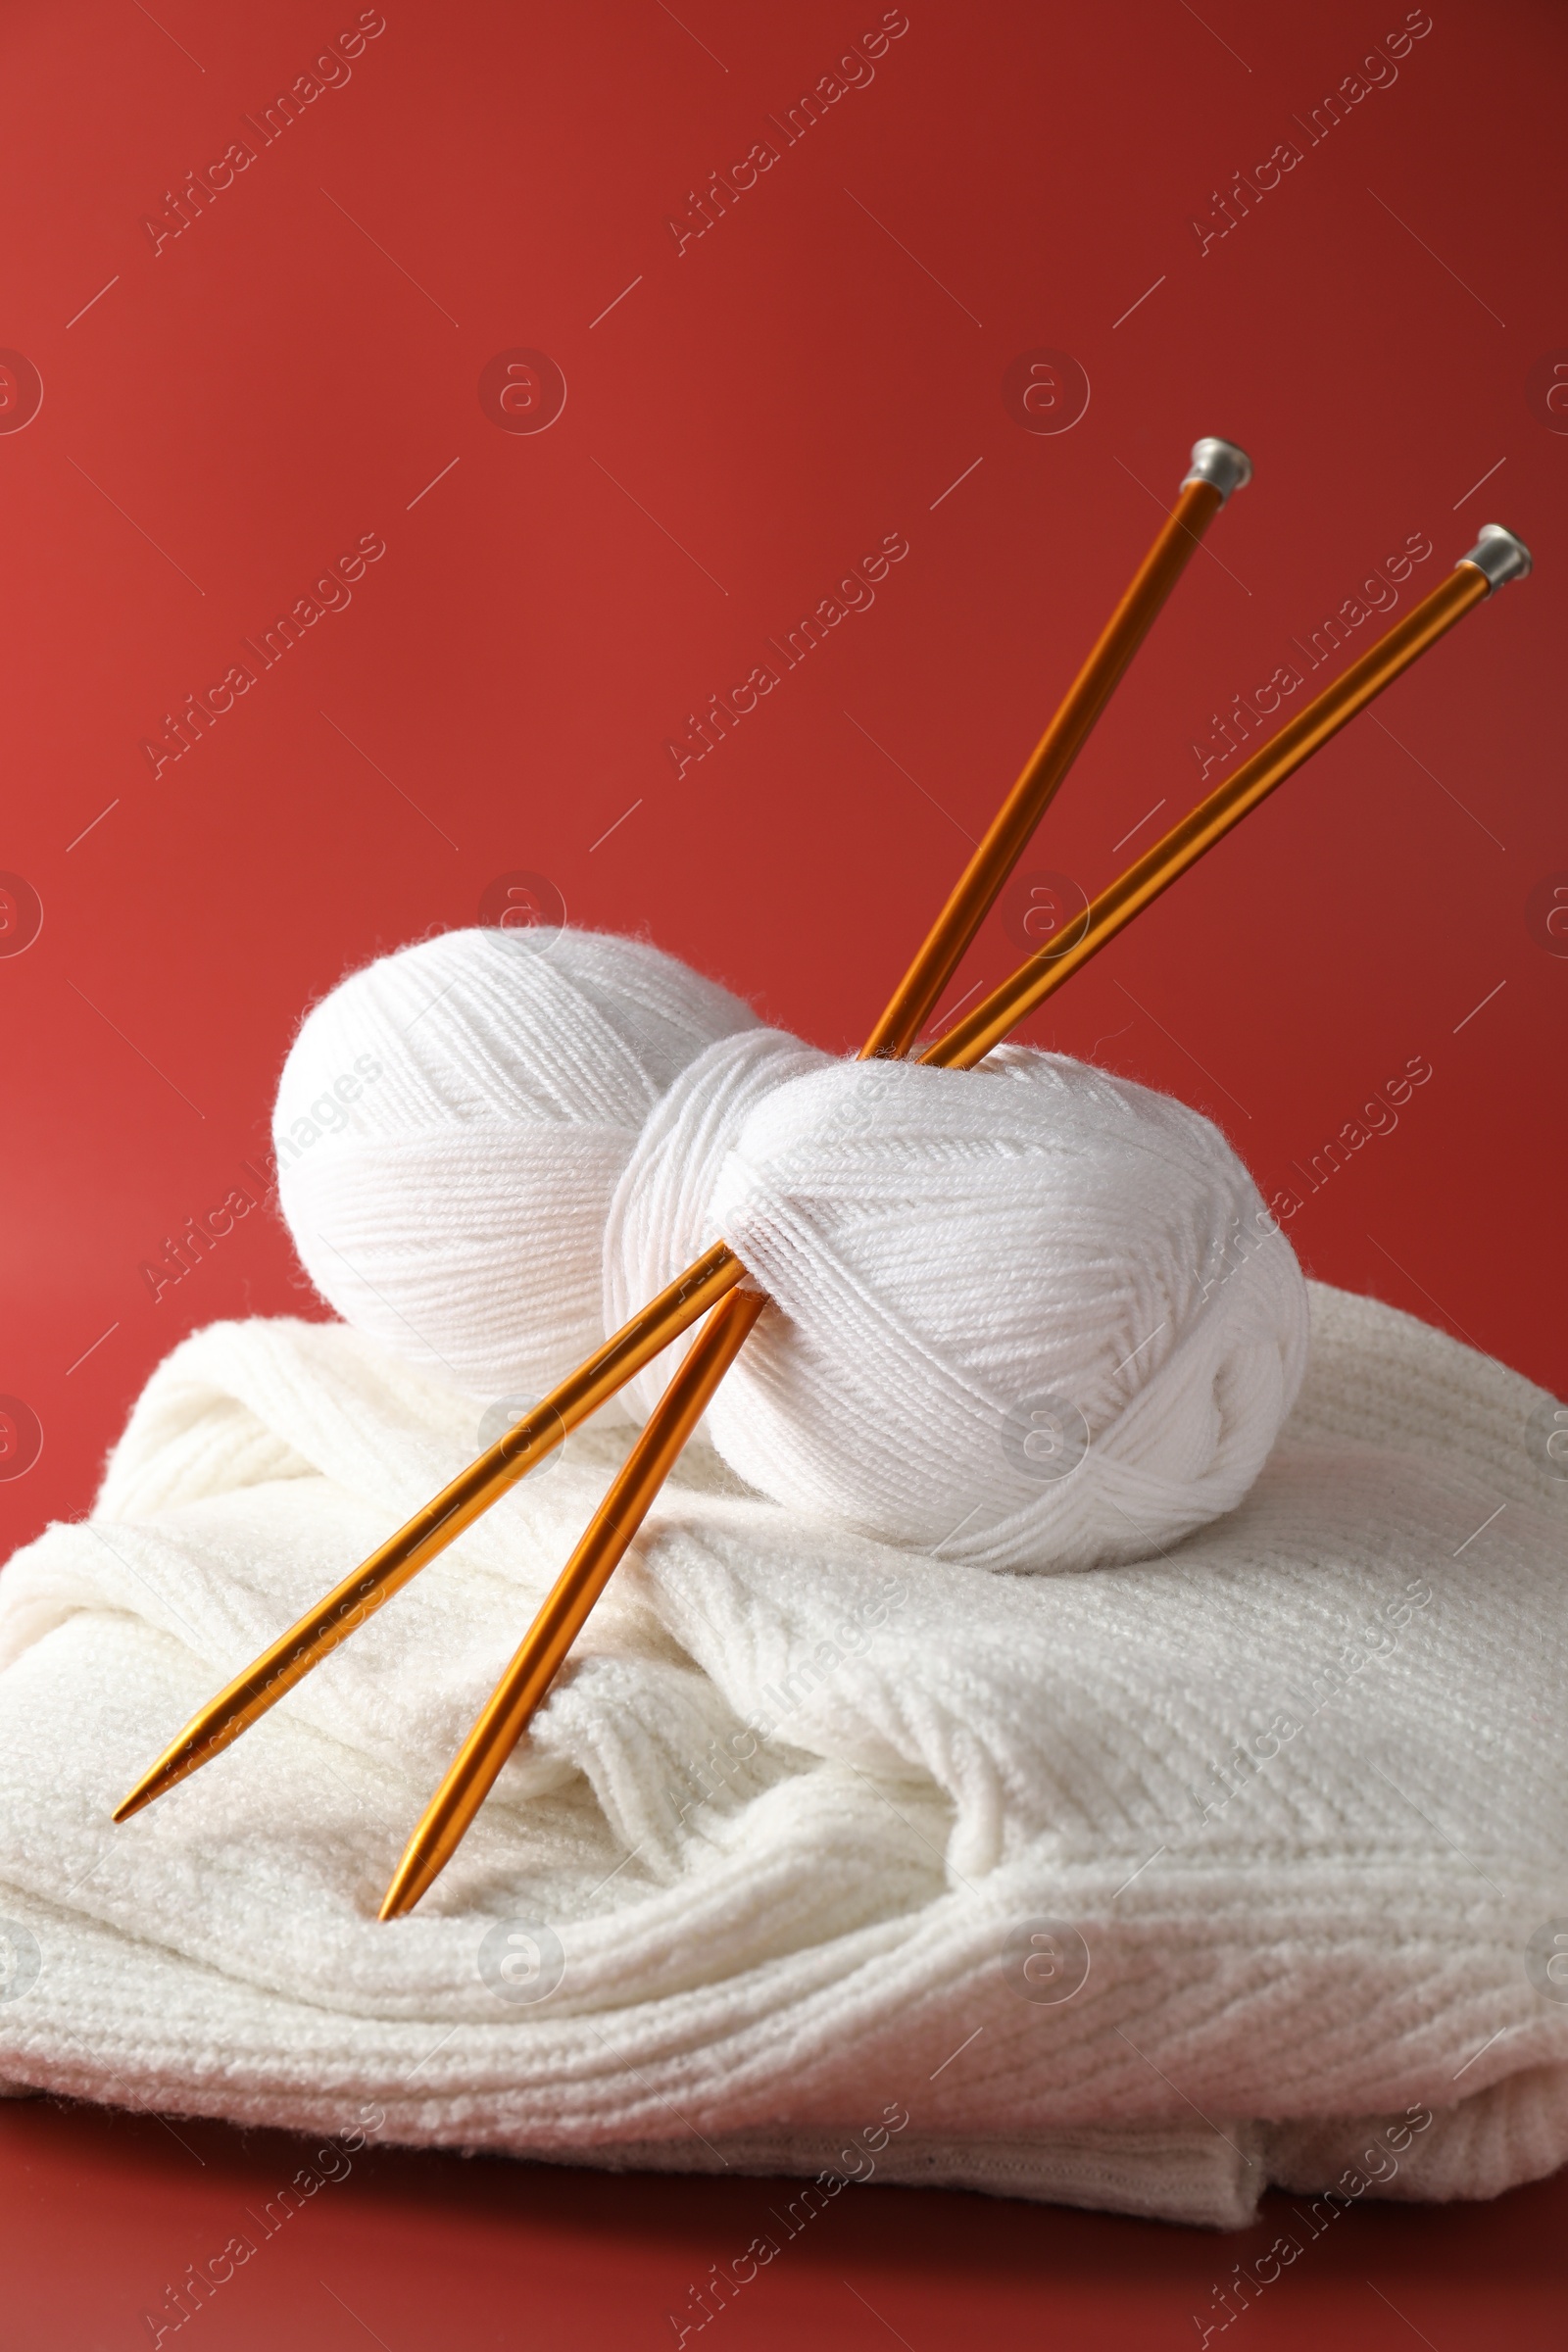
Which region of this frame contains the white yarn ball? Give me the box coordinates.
[275,928,1308,1573]
[273,927,759,1411]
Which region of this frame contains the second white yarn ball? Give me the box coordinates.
[275,928,1308,1573]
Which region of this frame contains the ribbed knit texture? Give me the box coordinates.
[0,1282,1563,2227]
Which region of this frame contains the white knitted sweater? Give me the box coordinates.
[0,1281,1563,2229]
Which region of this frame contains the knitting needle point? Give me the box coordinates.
[114,439,1243,1828]
[110,1245,742,1820]
[379,521,1530,1917]
[378,1290,764,1918]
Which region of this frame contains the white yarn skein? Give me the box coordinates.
[273,928,760,1412]
[275,928,1309,1573]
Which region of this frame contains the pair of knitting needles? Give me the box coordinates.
[115,447,1531,1923]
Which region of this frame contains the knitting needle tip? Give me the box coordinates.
[112,1694,255,1820]
[113,1746,200,1822]
[377,1847,441,1921]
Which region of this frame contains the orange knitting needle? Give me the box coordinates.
[929,528,1528,1065]
[113,438,1246,1829]
[378,523,1530,1917]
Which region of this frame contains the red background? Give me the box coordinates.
[1,0,1564,2342]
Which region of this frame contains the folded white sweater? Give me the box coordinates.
[0,1281,1563,2230]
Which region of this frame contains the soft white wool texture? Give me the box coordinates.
[0,1285,1565,2228]
[274,928,1309,1573]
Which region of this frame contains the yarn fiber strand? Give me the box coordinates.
[275,929,1308,1573]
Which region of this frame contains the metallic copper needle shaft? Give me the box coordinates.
[379,524,1530,1919]
[934,528,1529,1066]
[378,1295,771,1919]
[112,1243,742,1818]
[115,437,1246,1826]
[858,442,1246,1059]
